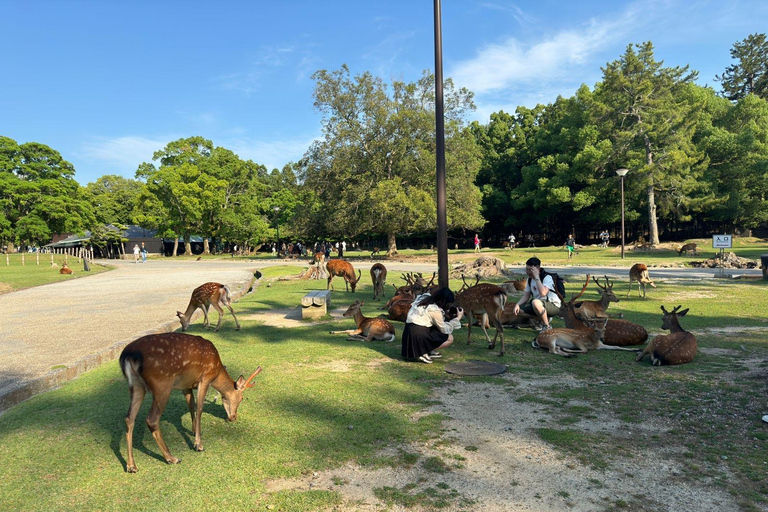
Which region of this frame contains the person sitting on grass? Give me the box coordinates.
[512,257,562,332]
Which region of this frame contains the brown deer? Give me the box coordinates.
[534,318,615,357]
[636,305,697,365]
[676,242,698,256]
[573,275,619,320]
[120,332,261,472]
[387,298,413,322]
[370,263,387,301]
[59,263,73,275]
[560,275,648,348]
[177,282,241,331]
[330,300,396,341]
[371,246,380,258]
[454,276,507,356]
[627,263,656,298]
[326,259,362,292]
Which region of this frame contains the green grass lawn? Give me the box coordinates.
[0,263,766,510]
[0,253,112,292]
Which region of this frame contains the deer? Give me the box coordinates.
[676,242,698,256]
[59,263,73,275]
[534,318,615,357]
[387,299,413,322]
[326,259,362,292]
[330,300,396,341]
[370,263,387,301]
[636,305,697,365]
[453,276,507,356]
[371,246,380,258]
[177,282,241,332]
[627,263,656,299]
[120,332,261,473]
[560,275,648,348]
[573,275,620,320]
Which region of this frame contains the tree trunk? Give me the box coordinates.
[386,232,398,256]
[173,238,179,257]
[203,238,210,255]
[644,134,660,245]
[184,235,192,256]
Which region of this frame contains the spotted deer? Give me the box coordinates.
[636,305,697,365]
[387,299,413,322]
[120,332,261,472]
[533,318,613,357]
[326,259,362,292]
[330,300,396,341]
[177,282,241,331]
[454,276,507,356]
[370,263,387,301]
[573,275,619,319]
[627,263,656,298]
[560,275,648,347]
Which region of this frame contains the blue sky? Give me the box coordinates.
[2,0,767,185]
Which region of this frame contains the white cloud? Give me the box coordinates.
[78,135,166,174]
[222,134,320,171]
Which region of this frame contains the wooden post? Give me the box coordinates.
[65,249,68,263]
[51,253,54,266]
[36,251,40,265]
[21,252,25,266]
[5,252,8,266]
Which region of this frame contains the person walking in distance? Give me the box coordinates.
[140,242,147,263]
[565,234,576,259]
[132,243,140,263]
[473,234,481,253]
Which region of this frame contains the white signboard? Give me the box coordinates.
[712,234,732,248]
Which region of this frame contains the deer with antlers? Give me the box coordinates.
[559,275,648,348]
[573,275,620,320]
[177,282,240,332]
[636,305,697,365]
[627,263,656,299]
[370,263,387,301]
[454,275,507,356]
[330,300,396,341]
[120,332,261,472]
[326,259,362,292]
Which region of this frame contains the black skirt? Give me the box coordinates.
[401,322,449,360]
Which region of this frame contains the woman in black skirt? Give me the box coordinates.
[401,287,464,364]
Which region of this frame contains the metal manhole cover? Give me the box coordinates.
[444,360,507,376]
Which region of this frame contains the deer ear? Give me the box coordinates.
[678,308,689,317]
[235,375,246,390]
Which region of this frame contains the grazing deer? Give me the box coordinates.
[636,305,697,365]
[560,275,648,348]
[326,259,362,292]
[370,263,387,301]
[120,332,261,472]
[627,263,656,299]
[177,282,241,332]
[371,247,380,258]
[573,275,619,320]
[454,276,507,356]
[676,243,698,256]
[59,263,73,275]
[330,300,396,341]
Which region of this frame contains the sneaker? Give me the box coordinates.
[418,354,433,364]
[428,351,442,359]
[539,324,553,332]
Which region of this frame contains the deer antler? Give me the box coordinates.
[569,274,590,304]
[474,274,481,286]
[243,366,263,388]
[592,275,607,291]
[426,272,436,288]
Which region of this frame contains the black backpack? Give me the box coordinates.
[530,270,566,298]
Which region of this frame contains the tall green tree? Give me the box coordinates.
[83,175,142,226]
[716,33,768,101]
[595,42,702,244]
[299,65,483,255]
[0,136,93,249]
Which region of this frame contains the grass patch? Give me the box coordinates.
[0,253,111,292]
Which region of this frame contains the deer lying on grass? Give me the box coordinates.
[59,263,73,274]
[330,300,396,341]
[120,332,261,472]
[560,275,648,348]
[627,263,656,299]
[533,318,612,357]
[326,259,362,292]
[177,282,240,331]
[676,242,698,256]
[636,305,697,365]
[573,276,619,320]
[454,275,507,356]
[370,263,387,301]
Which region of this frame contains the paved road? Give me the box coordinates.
[0,257,761,414]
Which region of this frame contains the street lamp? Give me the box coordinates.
[615,168,629,259]
[274,206,280,257]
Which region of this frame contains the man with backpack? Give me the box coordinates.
[512,257,562,332]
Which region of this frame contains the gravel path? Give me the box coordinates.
[0,259,259,413]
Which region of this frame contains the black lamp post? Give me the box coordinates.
[615,168,629,259]
[274,206,280,257]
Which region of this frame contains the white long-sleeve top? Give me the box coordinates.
[406,303,462,334]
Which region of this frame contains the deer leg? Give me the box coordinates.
[465,312,474,345]
[221,300,241,330]
[211,302,226,331]
[478,313,494,349]
[124,384,146,473]
[182,388,196,426]
[192,384,209,451]
[493,316,505,357]
[596,342,639,352]
[145,391,180,465]
[201,305,210,328]
[327,275,334,291]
